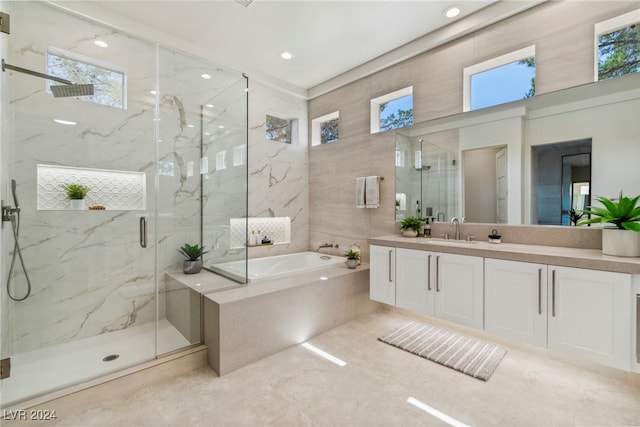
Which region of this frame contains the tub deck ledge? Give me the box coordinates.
[203,264,379,376]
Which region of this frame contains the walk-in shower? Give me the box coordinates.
[0,2,247,406]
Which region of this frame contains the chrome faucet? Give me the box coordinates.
[450,217,460,240]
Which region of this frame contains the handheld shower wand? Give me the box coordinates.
[4,179,31,301]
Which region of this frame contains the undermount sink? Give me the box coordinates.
[429,238,478,245]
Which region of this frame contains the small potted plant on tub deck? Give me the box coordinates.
[63,183,90,210]
[400,216,423,237]
[579,191,640,257]
[178,243,209,274]
[344,248,360,269]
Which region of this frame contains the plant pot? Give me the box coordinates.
[402,229,418,237]
[602,228,640,257]
[70,199,86,210]
[346,258,358,269]
[183,260,202,274]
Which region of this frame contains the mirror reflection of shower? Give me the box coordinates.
[2,179,32,301]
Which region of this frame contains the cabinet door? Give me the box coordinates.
[396,248,434,316]
[485,259,547,347]
[434,253,484,329]
[369,245,395,305]
[548,266,631,371]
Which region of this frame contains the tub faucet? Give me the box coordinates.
[317,243,334,250]
[450,217,461,240]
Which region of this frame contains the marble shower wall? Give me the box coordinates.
[7,2,157,355]
[4,3,245,355]
[157,47,246,275]
[201,76,248,266]
[246,82,309,258]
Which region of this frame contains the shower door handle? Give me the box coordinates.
[139,216,147,248]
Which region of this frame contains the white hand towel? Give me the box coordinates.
[355,177,366,208]
[365,175,380,208]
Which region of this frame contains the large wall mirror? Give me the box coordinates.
[395,73,640,226]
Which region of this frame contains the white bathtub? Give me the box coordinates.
[209,251,346,283]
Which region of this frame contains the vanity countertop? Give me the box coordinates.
[369,235,640,274]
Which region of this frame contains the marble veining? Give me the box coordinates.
[5,2,244,358]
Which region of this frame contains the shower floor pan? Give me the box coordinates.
[2,319,189,407]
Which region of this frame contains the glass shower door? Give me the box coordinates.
[1,1,159,406]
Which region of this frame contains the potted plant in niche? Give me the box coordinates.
[400,216,423,237]
[344,248,361,269]
[579,192,640,257]
[63,183,90,210]
[178,243,209,274]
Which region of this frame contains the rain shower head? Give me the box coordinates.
[2,59,95,98]
[50,83,94,98]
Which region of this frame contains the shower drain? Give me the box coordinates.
[102,354,120,362]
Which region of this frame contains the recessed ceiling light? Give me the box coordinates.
[54,119,76,126]
[187,124,194,128]
[218,125,225,129]
[150,90,157,95]
[206,104,214,108]
[201,73,211,80]
[204,132,211,136]
[280,51,293,60]
[444,6,461,18]
[94,40,108,48]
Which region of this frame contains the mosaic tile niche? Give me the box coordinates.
[229,217,291,248]
[37,164,146,210]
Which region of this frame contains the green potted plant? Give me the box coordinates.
[63,183,91,210]
[344,248,361,269]
[178,243,209,274]
[400,216,423,237]
[579,192,640,257]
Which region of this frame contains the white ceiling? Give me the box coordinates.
[72,0,541,97]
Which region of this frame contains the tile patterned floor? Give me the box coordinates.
[20,310,640,426]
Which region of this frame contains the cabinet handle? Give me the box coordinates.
[139,216,147,248]
[537,268,542,315]
[427,255,432,291]
[636,294,640,364]
[388,250,393,283]
[551,269,556,317]
[435,256,440,292]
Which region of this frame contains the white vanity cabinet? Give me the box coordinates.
[484,259,632,370]
[396,248,434,316]
[370,245,396,305]
[547,265,631,371]
[370,237,639,372]
[485,259,548,347]
[372,246,483,329]
[434,253,484,329]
